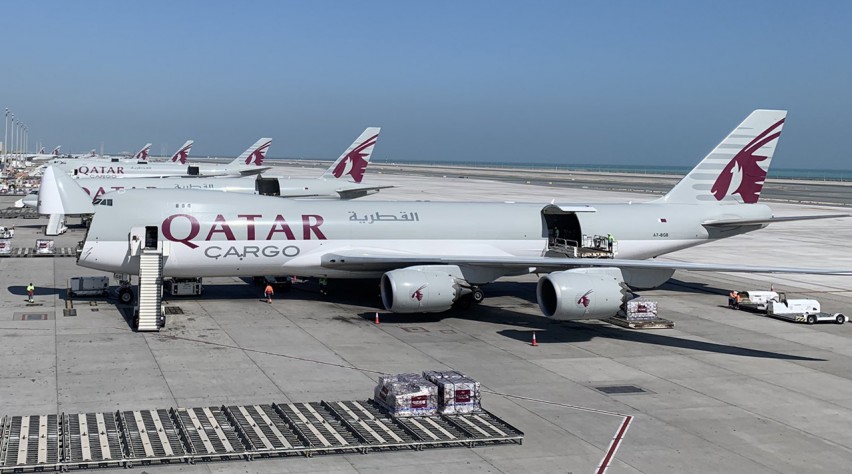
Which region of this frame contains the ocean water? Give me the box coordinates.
[374,160,852,182]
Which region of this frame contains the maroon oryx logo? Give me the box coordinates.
[331,134,378,183]
[245,141,271,165]
[136,147,149,161]
[172,143,193,164]
[411,284,427,302]
[577,290,593,309]
[711,118,784,204]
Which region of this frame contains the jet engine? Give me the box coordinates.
[537,268,630,320]
[381,265,463,313]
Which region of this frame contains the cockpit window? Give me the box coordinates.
[93,199,113,206]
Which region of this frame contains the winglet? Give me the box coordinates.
[170,140,194,164]
[660,110,787,204]
[322,127,381,183]
[38,166,94,215]
[134,143,152,162]
[229,138,272,166]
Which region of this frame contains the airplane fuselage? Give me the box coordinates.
[47,159,257,178]
[77,189,772,279]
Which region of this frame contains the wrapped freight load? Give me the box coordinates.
[624,298,658,321]
[374,373,438,417]
[423,370,482,414]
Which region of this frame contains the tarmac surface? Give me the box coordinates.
[1,164,852,473]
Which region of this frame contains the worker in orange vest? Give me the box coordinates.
[264,283,274,304]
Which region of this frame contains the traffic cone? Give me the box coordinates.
[531,332,538,347]
[375,312,380,325]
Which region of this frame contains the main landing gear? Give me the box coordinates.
[454,286,485,310]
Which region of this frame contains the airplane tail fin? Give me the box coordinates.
[52,146,61,156]
[322,127,381,183]
[229,138,272,166]
[38,146,45,154]
[170,140,193,164]
[38,166,94,216]
[134,143,152,162]
[659,110,787,204]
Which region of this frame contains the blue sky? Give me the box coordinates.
[2,1,851,168]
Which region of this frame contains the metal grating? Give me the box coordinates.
[0,401,523,472]
[595,385,647,395]
[163,306,184,315]
[12,313,51,321]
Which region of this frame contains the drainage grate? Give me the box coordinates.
[595,385,647,395]
[13,312,52,321]
[163,306,184,315]
[63,309,77,317]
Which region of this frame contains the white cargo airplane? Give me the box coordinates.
[27,146,62,162]
[73,110,849,320]
[48,139,269,178]
[33,128,385,208]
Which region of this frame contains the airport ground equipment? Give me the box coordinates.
[67,276,110,297]
[766,299,846,324]
[0,400,522,472]
[164,277,203,296]
[733,291,847,324]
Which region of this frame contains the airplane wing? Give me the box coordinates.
[703,214,849,227]
[320,250,852,275]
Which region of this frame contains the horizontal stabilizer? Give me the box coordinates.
[336,185,396,200]
[703,213,849,227]
[320,250,852,275]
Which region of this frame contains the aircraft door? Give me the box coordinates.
[256,177,281,196]
[187,166,200,176]
[144,226,158,250]
[129,226,145,256]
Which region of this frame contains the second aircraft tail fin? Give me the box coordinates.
[229,138,272,167]
[170,140,194,164]
[322,127,381,183]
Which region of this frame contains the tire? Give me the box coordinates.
[806,314,817,325]
[836,314,846,325]
[471,287,485,304]
[133,316,140,331]
[118,288,134,305]
[159,314,166,329]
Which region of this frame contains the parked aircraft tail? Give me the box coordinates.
[660,109,786,205]
[322,127,381,183]
[52,146,61,156]
[170,140,193,164]
[134,143,152,162]
[38,146,45,154]
[228,138,272,167]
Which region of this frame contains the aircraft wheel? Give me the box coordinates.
[471,287,485,304]
[118,288,134,305]
[806,314,817,325]
[159,314,167,329]
[836,314,846,325]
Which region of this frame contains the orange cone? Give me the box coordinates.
[531,332,538,347]
[375,312,380,325]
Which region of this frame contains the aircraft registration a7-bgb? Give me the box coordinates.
[76,110,850,320]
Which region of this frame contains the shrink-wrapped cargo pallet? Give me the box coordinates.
[423,370,482,414]
[624,298,658,321]
[374,373,438,417]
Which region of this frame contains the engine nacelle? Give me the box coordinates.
[381,265,463,313]
[537,268,629,320]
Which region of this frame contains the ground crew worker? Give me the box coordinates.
[607,233,615,252]
[26,282,34,303]
[735,291,742,309]
[264,283,274,304]
[728,290,737,308]
[319,277,328,296]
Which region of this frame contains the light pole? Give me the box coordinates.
[24,126,28,155]
[10,115,15,160]
[3,108,8,167]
